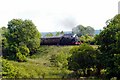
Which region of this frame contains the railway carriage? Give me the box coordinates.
[40,34,80,45]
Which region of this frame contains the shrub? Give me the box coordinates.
[15,45,29,62]
[49,52,69,69]
[16,52,27,62]
[80,35,95,44]
[68,44,98,77]
[2,59,17,78]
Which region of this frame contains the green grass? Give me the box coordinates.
[6,46,73,78]
[2,45,99,78]
[90,45,99,49]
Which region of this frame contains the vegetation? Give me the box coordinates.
[2,59,17,78]
[2,46,72,78]
[72,25,95,37]
[95,14,120,79]
[2,19,41,61]
[68,44,98,78]
[80,34,95,44]
[1,14,120,79]
[45,31,64,37]
[55,31,64,36]
[45,32,53,37]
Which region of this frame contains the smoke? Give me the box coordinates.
[58,16,77,30]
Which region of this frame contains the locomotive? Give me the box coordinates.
[40,34,81,45]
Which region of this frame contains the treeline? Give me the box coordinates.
[1,14,120,79]
[67,14,120,79]
[44,25,95,37]
[1,19,41,61]
[1,18,95,62]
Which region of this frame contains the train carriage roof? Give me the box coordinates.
[41,34,77,39]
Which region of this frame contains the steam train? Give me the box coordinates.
[40,34,81,45]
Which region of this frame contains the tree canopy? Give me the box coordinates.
[72,25,95,37]
[96,14,120,79]
[3,19,41,61]
[68,44,97,77]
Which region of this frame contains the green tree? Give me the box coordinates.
[72,25,95,37]
[72,25,85,37]
[68,44,97,77]
[86,26,95,36]
[1,27,8,56]
[80,34,95,44]
[3,19,41,61]
[2,59,17,78]
[45,32,53,37]
[55,31,64,36]
[96,14,120,79]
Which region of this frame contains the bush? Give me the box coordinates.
[49,52,69,69]
[80,35,95,45]
[16,52,27,62]
[2,59,17,78]
[15,45,29,62]
[18,44,30,56]
[68,43,98,77]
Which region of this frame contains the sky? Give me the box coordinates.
[0,0,119,32]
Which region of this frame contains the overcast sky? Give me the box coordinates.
[0,0,119,32]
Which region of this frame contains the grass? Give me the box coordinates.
[6,46,73,78]
[2,45,99,78]
[90,45,99,49]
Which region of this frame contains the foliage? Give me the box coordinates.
[2,59,17,78]
[94,34,100,45]
[2,19,41,61]
[30,46,72,59]
[50,52,69,69]
[14,44,30,62]
[45,32,53,37]
[2,46,73,78]
[72,25,95,37]
[68,44,98,77]
[0,27,8,56]
[96,14,120,79]
[2,45,101,78]
[55,31,64,36]
[80,34,95,44]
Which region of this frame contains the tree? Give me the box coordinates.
[68,44,97,77]
[72,25,85,37]
[3,19,41,61]
[55,32,60,36]
[0,27,8,56]
[45,32,53,37]
[86,26,95,36]
[96,14,120,79]
[55,31,64,36]
[72,25,95,37]
[80,34,95,44]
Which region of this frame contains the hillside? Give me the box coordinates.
[2,45,99,78]
[3,46,73,78]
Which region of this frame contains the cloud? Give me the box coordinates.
[0,0,119,32]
